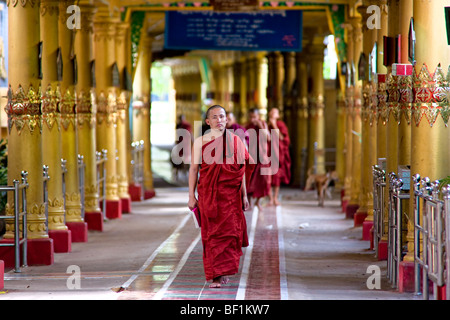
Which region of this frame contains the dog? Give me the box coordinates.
[305,168,339,207]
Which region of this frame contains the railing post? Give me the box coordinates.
[102,149,107,218]
[13,179,20,273]
[21,171,28,269]
[61,159,67,224]
[43,165,50,233]
[77,155,85,220]
[442,184,450,300]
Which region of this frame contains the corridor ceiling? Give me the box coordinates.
[97,0,346,58]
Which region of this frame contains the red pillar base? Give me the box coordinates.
[342,199,348,213]
[362,220,373,241]
[377,240,388,260]
[399,261,415,293]
[66,221,88,243]
[345,204,359,219]
[369,226,374,250]
[85,211,103,231]
[437,285,446,300]
[128,183,142,201]
[48,229,72,253]
[105,200,122,219]
[354,211,367,227]
[0,238,55,267]
[121,197,132,214]
[144,189,156,200]
[0,260,4,290]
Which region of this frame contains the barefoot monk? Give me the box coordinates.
[188,105,255,288]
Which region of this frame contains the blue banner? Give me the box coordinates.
[164,10,303,52]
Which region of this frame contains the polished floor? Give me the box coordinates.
[0,171,418,300]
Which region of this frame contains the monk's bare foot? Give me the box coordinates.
[274,199,280,206]
[221,276,230,285]
[209,277,222,288]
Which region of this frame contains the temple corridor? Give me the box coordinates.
[0,180,417,301]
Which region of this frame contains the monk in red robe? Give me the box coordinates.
[268,107,291,206]
[245,108,272,210]
[188,105,255,288]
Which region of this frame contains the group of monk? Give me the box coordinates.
[187,104,291,288]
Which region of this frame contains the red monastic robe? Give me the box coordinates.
[245,123,271,198]
[197,130,255,281]
[269,120,291,186]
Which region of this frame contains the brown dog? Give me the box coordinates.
[305,168,339,207]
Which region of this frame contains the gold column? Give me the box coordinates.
[335,91,346,190]
[385,0,400,231]
[374,0,388,253]
[115,21,132,213]
[306,40,326,175]
[232,60,243,122]
[58,0,86,242]
[267,52,284,111]
[132,35,154,198]
[342,22,355,213]
[75,1,102,230]
[94,5,121,218]
[409,0,450,289]
[293,52,309,188]
[346,14,363,218]
[5,0,53,265]
[397,0,414,293]
[356,2,378,228]
[40,0,70,252]
[283,51,296,139]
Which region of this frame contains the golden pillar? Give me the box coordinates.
[267,51,284,111]
[132,35,155,198]
[374,0,388,254]
[40,0,71,253]
[75,1,102,230]
[306,40,326,175]
[4,0,53,265]
[356,2,378,229]
[335,91,346,191]
[115,21,132,213]
[342,22,355,213]
[58,0,87,242]
[346,14,363,219]
[396,0,414,293]
[93,5,121,218]
[408,0,450,290]
[283,51,296,140]
[292,52,309,188]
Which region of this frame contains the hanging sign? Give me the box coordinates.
[165,10,303,52]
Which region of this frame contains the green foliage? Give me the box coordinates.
[439,176,450,192]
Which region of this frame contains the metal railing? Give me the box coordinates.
[0,171,29,273]
[78,154,85,220]
[96,149,107,219]
[413,174,446,300]
[373,165,386,259]
[131,140,144,201]
[61,159,67,224]
[43,165,50,233]
[387,172,409,289]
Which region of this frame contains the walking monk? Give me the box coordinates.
[188,105,255,288]
[245,108,271,210]
[267,107,291,206]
